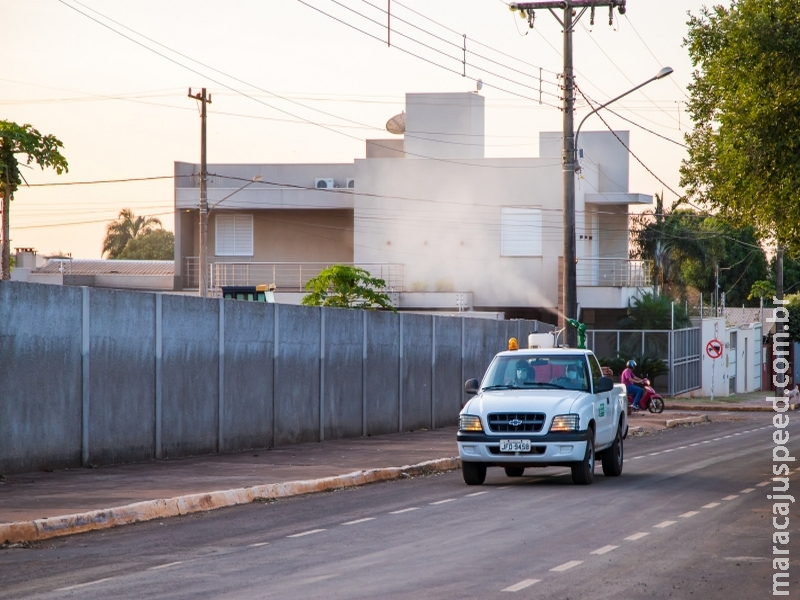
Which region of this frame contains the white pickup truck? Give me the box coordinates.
[458,348,628,485]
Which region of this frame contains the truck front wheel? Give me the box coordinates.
[571,435,595,485]
[462,462,487,485]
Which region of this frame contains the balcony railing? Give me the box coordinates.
[183,258,404,293]
[576,258,652,287]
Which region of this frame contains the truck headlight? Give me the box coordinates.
[459,415,483,432]
[549,414,580,432]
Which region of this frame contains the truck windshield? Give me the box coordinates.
[481,354,590,392]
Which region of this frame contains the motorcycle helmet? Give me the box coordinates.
[626,360,637,369]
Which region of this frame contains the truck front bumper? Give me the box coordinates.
[457,430,591,466]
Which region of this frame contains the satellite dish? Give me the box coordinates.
[386,111,405,135]
[476,79,483,92]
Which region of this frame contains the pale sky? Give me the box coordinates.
[3,0,709,259]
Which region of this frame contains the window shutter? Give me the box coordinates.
[500,207,542,256]
[215,214,253,256]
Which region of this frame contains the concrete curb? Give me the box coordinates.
[0,457,460,545]
[666,403,799,413]
[665,414,709,428]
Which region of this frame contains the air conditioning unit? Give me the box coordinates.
[315,178,335,189]
[346,178,355,189]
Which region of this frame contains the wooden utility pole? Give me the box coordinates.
[189,88,211,297]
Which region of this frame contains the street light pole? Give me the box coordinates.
[509,0,627,347]
[574,67,674,156]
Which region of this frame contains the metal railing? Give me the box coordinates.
[585,326,701,396]
[183,261,405,293]
[576,258,652,287]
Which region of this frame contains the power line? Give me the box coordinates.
[59,0,558,167]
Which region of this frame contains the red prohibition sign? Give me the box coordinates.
[706,339,723,359]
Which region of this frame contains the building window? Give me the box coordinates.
[215,214,253,256]
[500,207,542,256]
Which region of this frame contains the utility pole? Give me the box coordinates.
[189,87,212,298]
[509,1,626,347]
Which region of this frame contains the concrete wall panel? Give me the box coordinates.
[433,316,462,427]
[322,308,363,440]
[365,311,399,435]
[161,294,219,457]
[463,318,498,385]
[274,304,320,446]
[223,300,274,451]
[88,289,156,465]
[401,313,432,431]
[0,282,83,473]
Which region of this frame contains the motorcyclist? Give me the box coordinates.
[621,359,645,410]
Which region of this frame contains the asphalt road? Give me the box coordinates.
[2,412,797,599]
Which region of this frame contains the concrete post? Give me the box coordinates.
[81,287,90,467]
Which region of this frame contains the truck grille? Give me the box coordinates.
[487,413,546,433]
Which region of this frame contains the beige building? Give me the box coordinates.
[174,91,653,325]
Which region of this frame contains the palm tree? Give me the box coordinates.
[102,209,162,259]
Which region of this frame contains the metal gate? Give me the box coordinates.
[586,327,701,397]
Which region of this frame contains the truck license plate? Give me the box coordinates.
[500,439,531,452]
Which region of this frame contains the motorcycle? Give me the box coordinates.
[627,378,664,413]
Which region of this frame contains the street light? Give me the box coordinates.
[563,66,672,345]
[199,174,263,297]
[574,67,673,158]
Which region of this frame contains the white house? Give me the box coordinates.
[174,91,653,327]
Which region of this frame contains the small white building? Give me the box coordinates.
[174,91,654,324]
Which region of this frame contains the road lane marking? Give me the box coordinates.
[389,507,419,514]
[712,438,722,441]
[722,495,739,501]
[756,481,771,487]
[677,446,687,449]
[56,579,112,591]
[625,532,650,541]
[248,542,269,547]
[550,560,582,572]
[690,443,700,447]
[679,511,699,518]
[497,486,513,489]
[663,449,675,453]
[430,499,456,505]
[466,491,488,497]
[740,488,755,493]
[654,521,676,528]
[149,561,184,570]
[502,579,540,592]
[701,440,711,443]
[648,452,661,456]
[287,529,327,537]
[702,502,720,509]
[591,545,619,555]
[631,456,643,460]
[342,518,375,525]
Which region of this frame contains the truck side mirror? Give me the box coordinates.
[464,378,480,395]
[595,376,614,393]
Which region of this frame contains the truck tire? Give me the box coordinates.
[462,462,487,485]
[571,434,594,485]
[601,424,624,477]
[504,467,525,477]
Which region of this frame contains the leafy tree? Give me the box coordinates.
[0,121,68,279]
[619,292,691,331]
[102,209,162,259]
[631,207,768,306]
[681,1,800,254]
[117,229,174,260]
[748,280,775,303]
[302,265,396,311]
